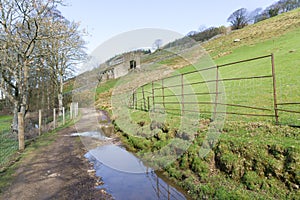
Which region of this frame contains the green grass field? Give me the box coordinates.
[129,9,300,126]
[0,110,74,172]
[94,9,300,200]
[0,116,18,170]
[214,27,300,125]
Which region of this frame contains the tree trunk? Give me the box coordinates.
[18,112,25,151]
[58,74,64,116]
[12,102,19,134]
[17,62,29,149]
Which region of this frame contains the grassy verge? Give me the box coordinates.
[0,116,18,171]
[0,118,75,194]
[113,119,300,199]
[95,78,119,113]
[167,122,300,199]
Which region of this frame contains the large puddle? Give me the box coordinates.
[85,145,186,200]
[76,110,188,199]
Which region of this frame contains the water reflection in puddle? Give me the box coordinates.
[85,145,187,200]
[88,145,147,173]
[71,131,109,140]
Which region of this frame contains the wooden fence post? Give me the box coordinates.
[70,103,73,119]
[53,108,56,129]
[75,102,78,117]
[18,112,25,151]
[63,107,65,125]
[39,109,42,136]
[74,102,76,117]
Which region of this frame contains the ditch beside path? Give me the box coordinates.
[0,125,111,200]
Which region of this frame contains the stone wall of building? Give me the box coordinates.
[99,51,144,82]
[113,63,129,79]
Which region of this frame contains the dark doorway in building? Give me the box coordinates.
[130,60,136,69]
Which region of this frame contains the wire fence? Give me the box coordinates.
[23,102,79,141]
[129,54,300,127]
[0,102,79,170]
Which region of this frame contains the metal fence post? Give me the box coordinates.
[132,90,135,109]
[162,79,165,108]
[181,74,184,115]
[135,91,137,110]
[142,86,146,111]
[152,82,155,112]
[214,66,219,120]
[147,96,150,111]
[271,54,279,124]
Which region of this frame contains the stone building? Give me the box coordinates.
[99,51,144,82]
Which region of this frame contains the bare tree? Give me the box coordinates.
[277,0,300,12]
[0,0,57,133]
[267,4,281,17]
[42,17,87,115]
[186,31,198,37]
[198,25,207,32]
[254,0,300,23]
[153,39,163,50]
[0,0,86,149]
[249,8,263,24]
[227,8,249,30]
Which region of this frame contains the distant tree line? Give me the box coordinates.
[163,26,227,49]
[255,0,300,23]
[188,26,227,42]
[154,0,300,50]
[228,0,300,30]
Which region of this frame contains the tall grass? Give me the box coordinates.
[0,116,18,169]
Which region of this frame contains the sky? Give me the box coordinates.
[58,0,276,73]
[59,0,277,54]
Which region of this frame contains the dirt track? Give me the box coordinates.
[0,126,111,200]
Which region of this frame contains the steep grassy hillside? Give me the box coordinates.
[95,9,300,200]
[204,8,300,59]
[215,27,300,125]
[137,8,300,125]
[144,8,300,66]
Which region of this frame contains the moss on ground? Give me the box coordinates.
[114,120,299,199]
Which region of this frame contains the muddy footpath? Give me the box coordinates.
[0,125,112,200]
